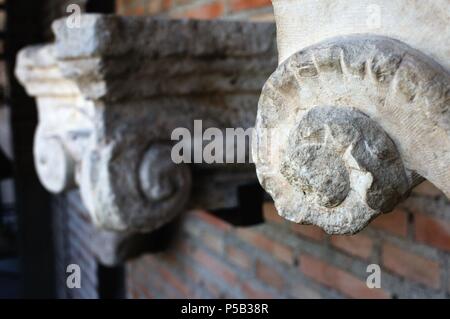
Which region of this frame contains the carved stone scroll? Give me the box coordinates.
[254,1,450,234]
[16,15,277,233]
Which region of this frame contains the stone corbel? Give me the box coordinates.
[254,0,450,234]
[16,14,277,233]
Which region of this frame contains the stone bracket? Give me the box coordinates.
[16,14,277,234]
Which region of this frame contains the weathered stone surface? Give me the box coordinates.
[51,15,277,102]
[79,143,191,232]
[281,106,410,213]
[254,33,450,234]
[272,0,450,71]
[34,126,76,193]
[16,14,277,233]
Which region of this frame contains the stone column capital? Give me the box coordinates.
[16,14,277,233]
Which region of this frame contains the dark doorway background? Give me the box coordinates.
[4,0,115,299]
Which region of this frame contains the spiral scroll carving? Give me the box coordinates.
[80,142,192,233]
[254,35,450,234]
[34,125,76,194]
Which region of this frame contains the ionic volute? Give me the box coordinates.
[253,0,450,234]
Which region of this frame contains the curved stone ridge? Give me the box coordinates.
[281,106,409,213]
[80,143,192,232]
[34,125,76,193]
[254,35,450,234]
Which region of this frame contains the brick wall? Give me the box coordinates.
[127,182,450,299]
[116,0,274,21]
[119,0,450,299]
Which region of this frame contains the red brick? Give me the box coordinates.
[412,181,444,197]
[240,282,275,299]
[263,202,285,225]
[299,254,390,299]
[289,282,321,299]
[174,253,224,298]
[229,0,271,12]
[330,233,373,260]
[116,0,134,15]
[371,208,408,237]
[204,281,224,298]
[115,0,125,14]
[157,264,197,297]
[414,214,450,251]
[174,2,224,19]
[133,281,154,299]
[255,260,284,290]
[147,0,162,14]
[179,260,202,285]
[132,5,145,16]
[191,246,238,284]
[178,239,194,256]
[182,218,203,237]
[202,231,225,254]
[190,210,232,232]
[134,258,172,297]
[158,251,178,266]
[235,227,295,265]
[129,287,139,299]
[226,245,253,270]
[382,242,440,289]
[162,0,172,10]
[291,223,326,242]
[144,0,172,14]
